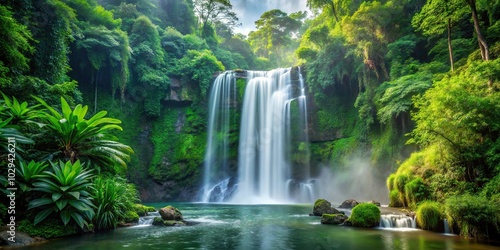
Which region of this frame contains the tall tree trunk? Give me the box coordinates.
[447,18,454,72]
[466,0,489,61]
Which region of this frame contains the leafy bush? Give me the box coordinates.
[416,201,442,231]
[444,194,500,238]
[404,177,430,207]
[16,160,48,192]
[389,189,403,207]
[35,96,133,173]
[92,176,139,231]
[28,160,95,229]
[347,203,381,227]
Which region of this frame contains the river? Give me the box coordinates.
[18,203,500,249]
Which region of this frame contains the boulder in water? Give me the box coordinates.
[367,200,381,207]
[159,205,183,221]
[152,217,164,226]
[313,199,341,216]
[321,214,348,225]
[339,199,359,208]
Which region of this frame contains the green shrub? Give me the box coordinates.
[92,176,139,231]
[404,177,430,208]
[18,218,78,239]
[347,203,381,227]
[394,173,410,206]
[386,173,396,191]
[444,194,500,238]
[28,160,94,229]
[389,189,403,207]
[123,211,139,223]
[416,201,442,231]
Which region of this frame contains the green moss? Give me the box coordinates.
[314,198,328,208]
[123,211,140,223]
[236,78,246,101]
[416,201,442,231]
[347,203,381,227]
[18,218,78,239]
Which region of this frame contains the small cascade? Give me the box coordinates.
[443,219,451,234]
[379,214,416,228]
[202,178,237,202]
[137,211,160,226]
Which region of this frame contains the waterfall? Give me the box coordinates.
[201,68,314,204]
[379,214,417,229]
[443,219,451,234]
[137,211,160,227]
[201,72,236,202]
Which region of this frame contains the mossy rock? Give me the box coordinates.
[321,214,348,225]
[164,220,185,227]
[159,205,183,221]
[347,203,381,227]
[123,211,140,223]
[145,206,156,212]
[313,199,340,216]
[152,217,164,226]
[133,204,148,216]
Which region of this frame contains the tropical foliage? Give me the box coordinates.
[28,160,95,229]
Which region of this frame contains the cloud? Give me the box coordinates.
[232,0,308,35]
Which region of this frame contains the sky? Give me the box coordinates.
[231,0,308,35]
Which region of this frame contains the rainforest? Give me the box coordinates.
[0,0,499,248]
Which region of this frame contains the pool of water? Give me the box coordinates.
[19,203,500,250]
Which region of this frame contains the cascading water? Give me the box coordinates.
[379,214,417,229]
[201,68,314,203]
[201,72,236,202]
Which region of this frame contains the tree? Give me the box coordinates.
[192,0,238,38]
[413,0,468,71]
[307,0,341,22]
[0,5,33,78]
[248,9,302,67]
[464,0,489,61]
[129,16,169,118]
[158,0,196,35]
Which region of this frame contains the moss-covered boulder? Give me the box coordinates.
[346,203,381,227]
[134,204,156,216]
[313,199,341,216]
[159,205,183,221]
[152,217,164,226]
[123,211,140,223]
[321,214,348,225]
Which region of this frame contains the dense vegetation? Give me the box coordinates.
[0,0,499,241]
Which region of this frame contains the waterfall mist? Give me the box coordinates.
[315,159,389,205]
